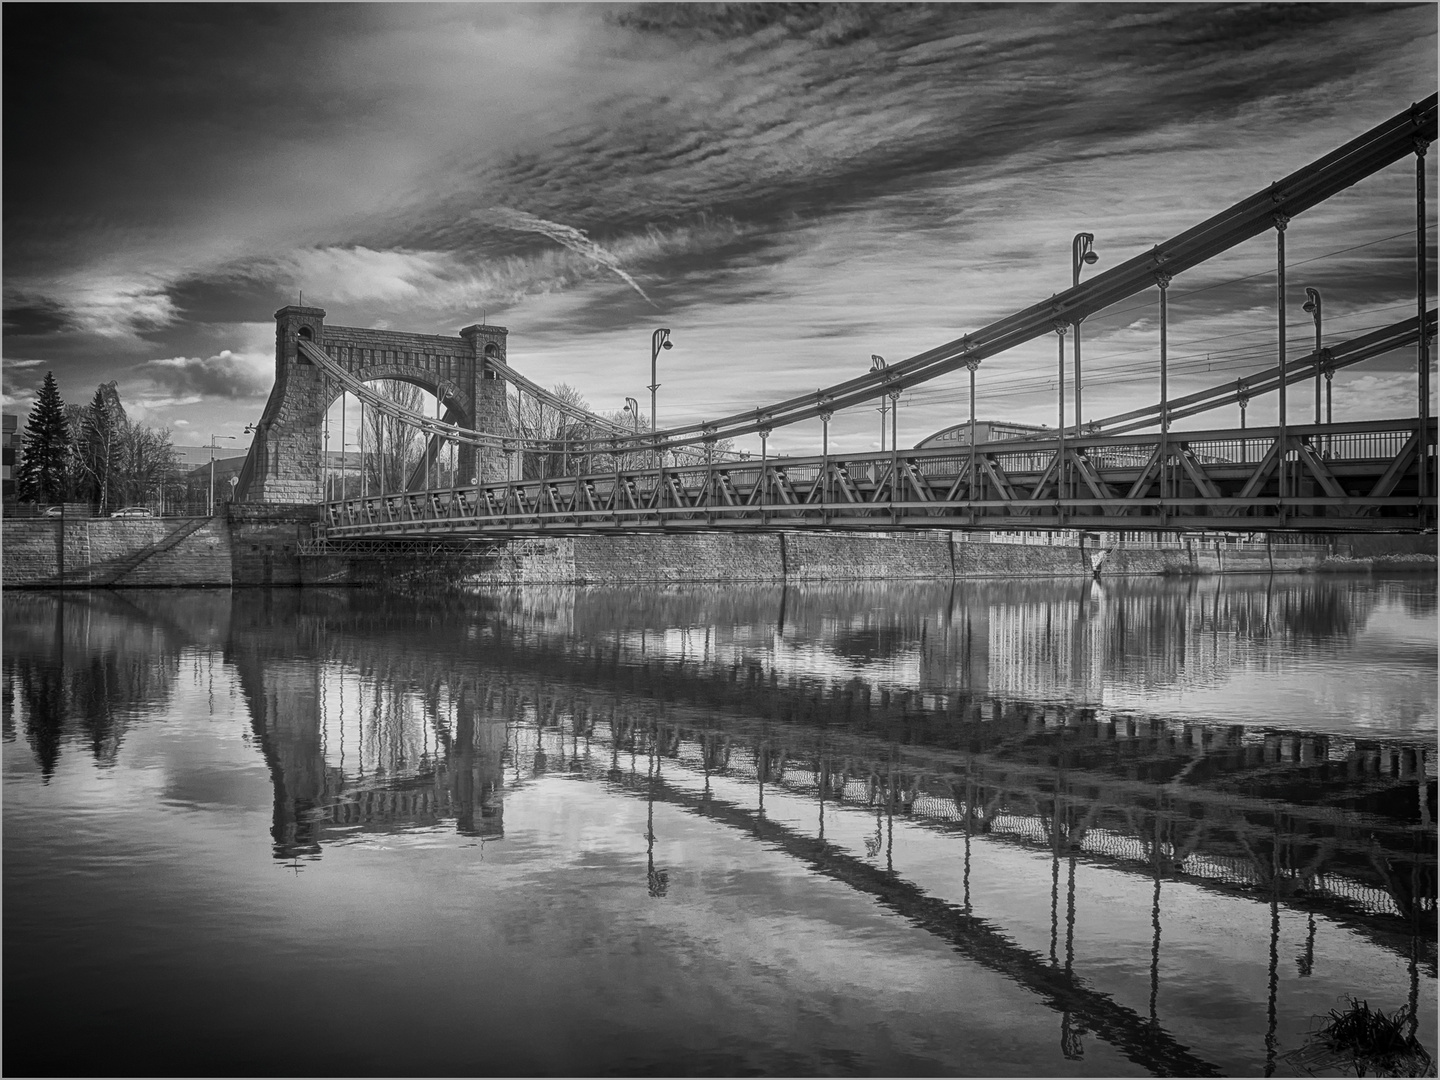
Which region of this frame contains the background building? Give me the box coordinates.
[3,414,17,499]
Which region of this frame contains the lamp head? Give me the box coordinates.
[1302,299,1316,313]
[662,339,672,350]
[1082,250,1099,266]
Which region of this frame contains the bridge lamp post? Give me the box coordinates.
[889,389,901,508]
[1321,353,1335,459]
[1054,323,1069,506]
[818,407,833,521]
[208,434,236,516]
[1303,288,1323,424]
[1156,273,1172,501]
[344,442,359,500]
[1416,136,1429,504]
[624,397,639,473]
[1071,233,1099,430]
[1236,380,1251,465]
[1275,214,1290,504]
[758,425,771,524]
[967,357,981,508]
[871,355,888,453]
[649,329,672,472]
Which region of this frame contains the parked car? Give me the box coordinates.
[110,507,153,518]
[44,506,64,518]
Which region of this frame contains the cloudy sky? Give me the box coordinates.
[3,2,1435,455]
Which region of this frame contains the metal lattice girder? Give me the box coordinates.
[322,416,1435,536]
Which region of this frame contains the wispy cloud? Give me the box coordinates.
[479,208,656,305]
[7,273,179,343]
[2,2,1432,443]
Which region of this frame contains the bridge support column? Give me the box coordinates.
[241,306,330,504]
[460,324,512,485]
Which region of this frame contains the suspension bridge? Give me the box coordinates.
[234,96,1438,537]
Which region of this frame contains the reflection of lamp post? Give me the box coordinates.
[1302,287,1323,424]
[208,434,236,516]
[1071,233,1099,429]
[648,329,672,471]
[646,742,668,898]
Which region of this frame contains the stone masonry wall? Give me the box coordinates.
[2,519,62,583]
[228,504,322,587]
[784,532,954,581]
[571,534,785,584]
[2,517,232,588]
[4,517,1432,590]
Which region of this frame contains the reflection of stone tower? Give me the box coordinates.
[251,662,331,857]
[449,693,507,838]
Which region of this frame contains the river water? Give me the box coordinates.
[4,575,1435,1077]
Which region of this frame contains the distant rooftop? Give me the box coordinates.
[172,444,251,467]
[916,420,1049,449]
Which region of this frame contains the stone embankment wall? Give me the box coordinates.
[2,513,1433,589]
[1,516,232,587]
[2,505,319,589]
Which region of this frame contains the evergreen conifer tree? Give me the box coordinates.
[16,372,71,504]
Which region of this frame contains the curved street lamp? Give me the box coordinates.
[871,355,888,452]
[623,396,640,473]
[649,329,672,470]
[1302,287,1323,424]
[1071,233,1099,430]
[208,434,237,516]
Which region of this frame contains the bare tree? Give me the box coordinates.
[508,382,595,479]
[117,424,178,509]
[360,380,427,493]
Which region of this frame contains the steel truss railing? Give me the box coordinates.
[321,416,1435,536]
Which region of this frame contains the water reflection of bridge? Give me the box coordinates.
[236,667,1433,1078]
[5,582,1434,1077]
[219,586,1434,956]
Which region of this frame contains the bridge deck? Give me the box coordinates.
[322,417,1436,536]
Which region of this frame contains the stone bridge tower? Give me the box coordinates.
[235,306,511,504]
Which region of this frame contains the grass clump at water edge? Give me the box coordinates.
[1284,997,1434,1077]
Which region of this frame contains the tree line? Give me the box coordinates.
[14,371,181,511]
[330,379,734,498]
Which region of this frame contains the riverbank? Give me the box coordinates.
[2,508,1433,588]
